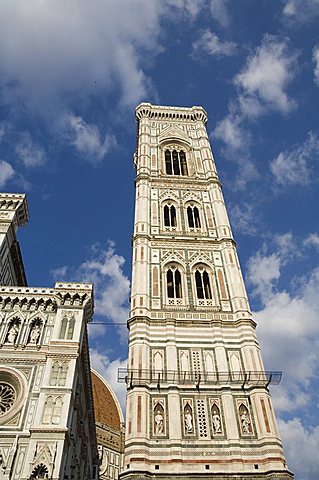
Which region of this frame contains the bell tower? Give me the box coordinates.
[120,103,293,479]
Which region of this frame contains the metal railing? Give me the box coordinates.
[117,369,282,388]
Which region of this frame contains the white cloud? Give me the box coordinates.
[172,0,202,18]
[15,131,46,168]
[50,265,68,280]
[210,0,230,28]
[192,30,236,58]
[235,35,297,115]
[0,0,203,115]
[247,235,319,421]
[0,124,5,142]
[79,242,130,324]
[256,281,319,386]
[212,35,297,189]
[247,252,281,300]
[229,202,259,236]
[304,232,319,248]
[52,241,130,340]
[278,418,319,480]
[270,132,319,186]
[313,45,319,84]
[283,0,319,22]
[64,113,116,162]
[213,113,249,152]
[213,113,258,189]
[0,160,15,187]
[274,232,296,257]
[237,94,263,118]
[90,348,127,415]
[247,232,296,299]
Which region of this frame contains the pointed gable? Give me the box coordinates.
[159,125,191,147]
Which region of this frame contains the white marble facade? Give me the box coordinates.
[0,282,98,480]
[122,104,293,479]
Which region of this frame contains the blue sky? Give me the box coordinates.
[0,1,319,477]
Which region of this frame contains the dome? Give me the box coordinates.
[91,370,123,430]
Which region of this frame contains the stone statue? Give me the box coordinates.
[241,412,251,433]
[184,408,193,433]
[212,410,222,433]
[155,410,164,434]
[29,324,41,344]
[6,323,19,344]
[97,445,103,462]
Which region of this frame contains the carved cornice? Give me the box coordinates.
[127,314,256,329]
[135,103,208,124]
[148,238,236,249]
[135,173,221,189]
[0,193,29,226]
[0,283,94,319]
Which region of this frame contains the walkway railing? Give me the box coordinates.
[117,369,282,388]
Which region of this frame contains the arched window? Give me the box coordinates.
[50,362,60,386]
[172,150,179,175]
[187,206,201,228]
[52,397,63,424]
[164,204,177,227]
[66,317,75,339]
[165,149,188,176]
[42,396,54,424]
[205,352,215,373]
[59,316,75,340]
[180,351,189,373]
[59,318,67,339]
[195,269,212,300]
[59,363,68,385]
[167,268,182,299]
[43,395,63,425]
[165,150,172,175]
[50,362,68,386]
[153,351,164,372]
[180,150,188,175]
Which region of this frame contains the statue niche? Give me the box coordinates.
[239,403,253,434]
[211,403,222,434]
[154,403,165,435]
[184,403,193,434]
[5,319,20,344]
[28,319,43,345]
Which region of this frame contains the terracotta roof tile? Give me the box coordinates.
[91,371,121,430]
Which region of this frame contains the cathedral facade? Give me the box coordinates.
[0,197,98,479]
[120,103,293,479]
